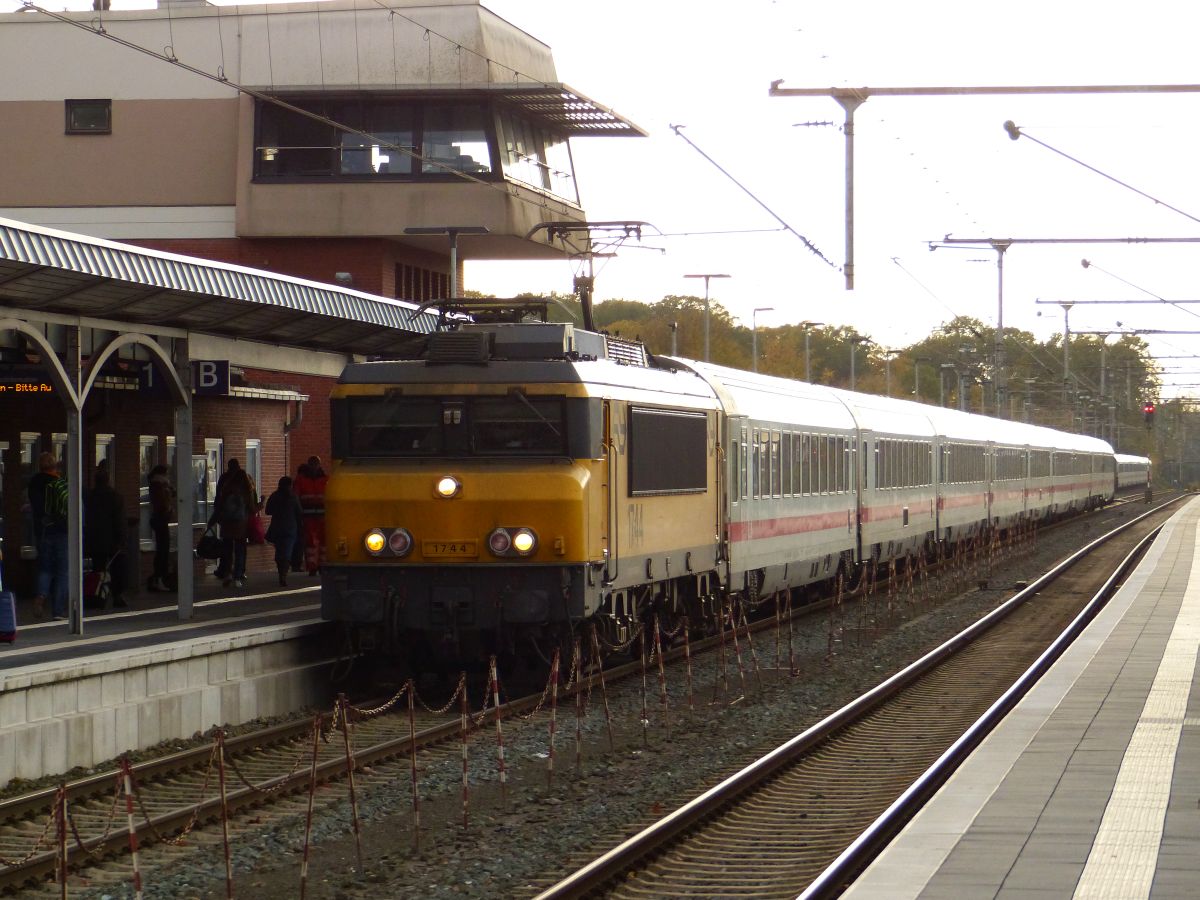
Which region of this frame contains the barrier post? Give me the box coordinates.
[729,600,748,702]
[547,648,560,788]
[216,729,233,900]
[786,591,797,676]
[639,628,650,747]
[338,694,364,875]
[713,599,729,703]
[56,785,67,900]
[572,638,584,772]
[739,605,763,691]
[460,676,470,831]
[590,627,616,751]
[489,656,508,807]
[774,592,782,671]
[682,616,695,714]
[653,615,670,739]
[299,715,321,900]
[121,759,144,900]
[408,681,421,847]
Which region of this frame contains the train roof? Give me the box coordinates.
[665,359,860,432]
[1115,453,1152,465]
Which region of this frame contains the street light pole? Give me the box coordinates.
[992,239,1012,418]
[940,363,956,407]
[1060,301,1075,407]
[799,320,824,383]
[752,307,774,373]
[914,356,931,401]
[684,273,730,362]
[883,349,899,397]
[849,336,870,392]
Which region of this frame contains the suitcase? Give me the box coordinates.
[0,560,15,643]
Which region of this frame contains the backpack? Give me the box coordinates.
[219,488,247,522]
[43,477,69,528]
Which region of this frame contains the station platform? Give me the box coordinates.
[845,496,1200,899]
[0,571,338,785]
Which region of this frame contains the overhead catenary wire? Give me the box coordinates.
[669,124,840,272]
[1005,121,1200,227]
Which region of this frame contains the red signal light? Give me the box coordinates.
[1143,402,1156,414]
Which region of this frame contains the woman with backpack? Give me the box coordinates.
[211,459,257,588]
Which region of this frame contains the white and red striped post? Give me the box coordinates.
[489,656,508,807]
[56,785,67,899]
[121,759,144,900]
[639,628,650,747]
[729,601,747,702]
[408,681,421,848]
[299,715,321,900]
[774,591,782,671]
[216,729,233,900]
[682,616,695,714]
[653,615,670,739]
[786,592,797,676]
[590,627,615,751]
[547,647,560,788]
[713,599,729,703]
[338,694,364,875]
[739,604,763,691]
[459,675,470,831]
[573,638,584,772]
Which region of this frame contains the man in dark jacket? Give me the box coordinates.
[28,452,68,619]
[85,468,127,608]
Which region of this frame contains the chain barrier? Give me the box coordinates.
[64,769,124,859]
[0,788,63,867]
[488,657,508,808]
[225,726,315,797]
[337,692,365,875]
[133,740,219,846]
[341,681,411,722]
[737,604,763,692]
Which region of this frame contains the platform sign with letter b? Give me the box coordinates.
[193,360,230,396]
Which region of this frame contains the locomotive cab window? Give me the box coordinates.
[339,394,569,458]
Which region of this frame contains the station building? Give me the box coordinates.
[0,0,642,624]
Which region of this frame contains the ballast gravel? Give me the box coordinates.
[73,504,1152,900]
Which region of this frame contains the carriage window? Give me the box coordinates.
[770,431,781,498]
[782,431,792,496]
[741,431,749,500]
[730,440,739,505]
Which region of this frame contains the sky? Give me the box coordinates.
[6,0,1200,395]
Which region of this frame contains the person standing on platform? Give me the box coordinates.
[148,464,174,592]
[85,468,127,608]
[27,452,68,620]
[293,455,328,576]
[265,476,304,587]
[211,459,256,589]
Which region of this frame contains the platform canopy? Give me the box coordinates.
[0,217,440,354]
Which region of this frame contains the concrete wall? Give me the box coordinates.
[0,621,338,784]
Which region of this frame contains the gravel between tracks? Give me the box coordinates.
[74,504,1154,900]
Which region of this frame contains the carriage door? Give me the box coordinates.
[856,431,871,563]
[602,399,618,584]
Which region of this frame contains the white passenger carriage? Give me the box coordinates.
[1114,453,1152,492]
[684,364,859,598]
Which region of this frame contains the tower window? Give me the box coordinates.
[65,99,112,134]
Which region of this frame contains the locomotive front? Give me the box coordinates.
[320,325,606,665]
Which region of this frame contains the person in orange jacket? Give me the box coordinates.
[292,455,328,576]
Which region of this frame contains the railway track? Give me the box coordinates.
[532,495,1182,900]
[0,492,1176,895]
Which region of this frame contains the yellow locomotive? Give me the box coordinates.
[321,322,722,665]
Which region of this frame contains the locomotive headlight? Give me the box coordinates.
[487,528,512,555]
[387,528,413,557]
[512,529,537,555]
[364,529,387,555]
[435,475,461,498]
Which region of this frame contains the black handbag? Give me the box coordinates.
[195,526,223,560]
